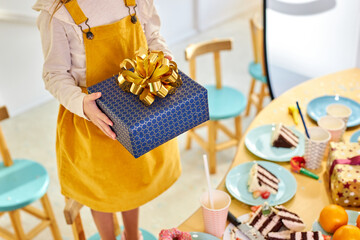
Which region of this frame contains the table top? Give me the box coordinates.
[178,68,360,235]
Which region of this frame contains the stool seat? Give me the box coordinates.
[249,61,267,83]
[88,227,157,240]
[206,85,247,120]
[0,159,49,212]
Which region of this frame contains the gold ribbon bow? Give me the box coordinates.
[117,47,182,106]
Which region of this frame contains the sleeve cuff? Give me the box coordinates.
[70,92,89,120]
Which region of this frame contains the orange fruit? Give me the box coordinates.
[319,204,348,233]
[332,225,360,240]
[357,214,360,228]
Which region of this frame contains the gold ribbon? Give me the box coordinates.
[118,47,182,106]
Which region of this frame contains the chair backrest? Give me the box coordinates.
[0,106,13,167]
[185,38,232,89]
[249,13,266,76]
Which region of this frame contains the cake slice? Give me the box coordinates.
[271,123,299,148]
[248,162,280,195]
[248,203,283,237]
[267,230,292,240]
[274,205,306,231]
[290,231,324,240]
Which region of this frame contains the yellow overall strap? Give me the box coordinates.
[64,0,88,25]
[124,0,136,7]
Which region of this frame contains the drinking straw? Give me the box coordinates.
[203,154,214,209]
[296,101,310,139]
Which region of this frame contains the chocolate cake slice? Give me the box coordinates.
[290,231,324,240]
[248,162,280,195]
[266,230,292,240]
[271,123,299,148]
[274,206,306,231]
[248,204,283,237]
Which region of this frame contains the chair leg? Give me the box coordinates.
[72,214,86,240]
[208,121,217,174]
[40,194,62,240]
[234,116,242,142]
[256,83,267,115]
[113,213,121,237]
[214,123,218,142]
[9,210,27,240]
[185,129,193,150]
[245,78,256,116]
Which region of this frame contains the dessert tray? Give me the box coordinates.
[245,124,305,162]
[225,161,297,206]
[312,210,359,235]
[307,95,360,127]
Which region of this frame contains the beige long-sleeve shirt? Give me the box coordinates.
[33,0,172,119]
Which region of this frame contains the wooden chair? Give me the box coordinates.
[185,38,247,174]
[64,199,156,240]
[64,198,121,240]
[0,106,62,240]
[245,13,270,116]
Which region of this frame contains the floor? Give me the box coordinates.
[0,5,271,240]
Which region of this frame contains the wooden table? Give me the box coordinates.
[178,68,360,236]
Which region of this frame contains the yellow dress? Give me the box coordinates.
[56,0,181,212]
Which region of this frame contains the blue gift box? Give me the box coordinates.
[87,70,209,158]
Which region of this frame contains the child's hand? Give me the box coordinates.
[165,55,172,61]
[83,92,116,140]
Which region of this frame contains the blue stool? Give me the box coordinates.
[185,39,247,174]
[0,106,61,240]
[245,16,270,116]
[88,227,157,240]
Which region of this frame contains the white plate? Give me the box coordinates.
[223,214,250,240]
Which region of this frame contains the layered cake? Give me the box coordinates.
[246,203,308,239]
[248,162,280,195]
[267,231,324,240]
[274,205,306,231]
[267,230,292,240]
[248,203,283,236]
[290,231,324,240]
[271,123,299,148]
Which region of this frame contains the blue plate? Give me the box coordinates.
[225,161,297,206]
[350,130,360,143]
[307,95,360,127]
[190,232,220,240]
[312,210,359,236]
[245,124,305,162]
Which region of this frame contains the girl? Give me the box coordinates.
[33,0,181,239]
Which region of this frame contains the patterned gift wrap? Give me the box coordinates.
[328,142,360,207]
[87,70,209,158]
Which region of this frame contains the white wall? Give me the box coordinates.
[155,0,260,45]
[267,0,360,78]
[154,0,197,46]
[197,0,255,31]
[0,0,257,116]
[0,1,52,117]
